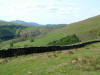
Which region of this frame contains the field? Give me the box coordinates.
[0,42,100,75]
[0,15,100,75]
[1,15,100,49]
[7,15,100,48]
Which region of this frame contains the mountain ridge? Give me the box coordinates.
[11,20,40,26]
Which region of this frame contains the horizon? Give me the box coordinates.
[0,15,99,25]
[0,0,100,24]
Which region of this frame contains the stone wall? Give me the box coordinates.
[0,40,100,58]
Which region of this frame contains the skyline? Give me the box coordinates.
[0,0,100,24]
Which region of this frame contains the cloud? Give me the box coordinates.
[0,0,81,24]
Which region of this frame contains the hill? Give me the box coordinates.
[0,20,5,22]
[6,15,100,48]
[0,22,65,49]
[61,15,100,41]
[0,42,100,75]
[28,15,100,45]
[0,22,27,41]
[11,20,40,26]
[1,15,100,48]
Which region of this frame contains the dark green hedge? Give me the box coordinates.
[48,34,81,45]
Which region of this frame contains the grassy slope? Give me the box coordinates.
[0,42,100,75]
[1,15,100,48]
[14,31,64,47]
[0,25,65,49]
[61,15,100,41]
[11,15,100,47]
[36,15,100,42]
[0,21,27,49]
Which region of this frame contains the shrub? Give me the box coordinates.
[48,34,81,45]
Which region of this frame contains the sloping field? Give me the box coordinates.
[0,42,100,75]
[12,15,100,47]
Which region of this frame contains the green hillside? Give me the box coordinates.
[1,15,100,48]
[61,15,100,41]
[0,42,100,75]
[33,15,100,44]
[0,23,65,49]
[0,22,26,41]
[8,15,100,48]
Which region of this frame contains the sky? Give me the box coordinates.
[0,0,100,24]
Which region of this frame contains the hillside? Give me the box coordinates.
[0,22,27,41]
[34,15,100,44]
[1,15,100,48]
[11,20,40,26]
[0,42,100,75]
[61,15,100,41]
[6,15,100,48]
[0,22,65,49]
[44,15,100,42]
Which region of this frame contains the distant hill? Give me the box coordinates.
[0,21,26,41]
[0,21,23,26]
[11,20,40,26]
[0,19,67,26]
[0,20,5,22]
[12,15,100,47]
[1,15,100,48]
[0,21,66,49]
[46,24,67,26]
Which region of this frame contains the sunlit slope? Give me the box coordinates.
[2,15,100,47]
[0,42,100,75]
[29,15,100,46]
[61,15,100,41]
[14,31,64,47]
[0,25,65,48]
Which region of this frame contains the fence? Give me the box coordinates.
[0,40,100,58]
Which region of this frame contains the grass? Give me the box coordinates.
[6,15,100,48]
[27,15,100,46]
[1,15,100,49]
[0,30,64,49]
[14,31,64,47]
[0,24,65,49]
[0,42,100,75]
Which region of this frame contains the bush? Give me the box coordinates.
[48,34,81,45]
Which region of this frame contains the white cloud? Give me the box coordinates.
[0,0,81,24]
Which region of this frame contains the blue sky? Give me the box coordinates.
[0,0,100,24]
